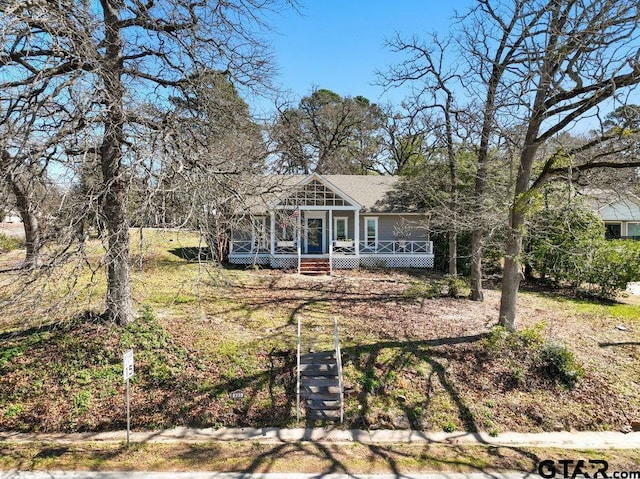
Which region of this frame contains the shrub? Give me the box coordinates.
[585,240,640,298]
[483,325,509,352]
[525,190,605,287]
[484,323,544,353]
[483,324,584,389]
[445,275,470,298]
[539,340,584,388]
[442,420,457,432]
[402,281,444,301]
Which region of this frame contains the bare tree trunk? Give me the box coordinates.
[499,144,538,330]
[99,0,133,325]
[470,230,484,301]
[499,222,527,331]
[11,177,40,268]
[1,151,40,268]
[448,230,457,276]
[499,224,523,332]
[445,90,458,277]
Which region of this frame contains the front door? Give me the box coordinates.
[307,218,323,254]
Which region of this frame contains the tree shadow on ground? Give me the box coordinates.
[1,440,544,475]
[168,247,214,262]
[340,335,486,433]
[236,440,541,476]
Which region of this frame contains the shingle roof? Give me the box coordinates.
[322,175,399,212]
[245,174,410,214]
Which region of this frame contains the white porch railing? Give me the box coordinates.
[358,240,433,255]
[230,239,433,256]
[229,240,253,254]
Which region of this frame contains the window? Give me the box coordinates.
[605,222,622,240]
[280,223,295,241]
[278,218,295,241]
[334,217,348,240]
[364,217,378,247]
[628,222,640,239]
[253,217,267,249]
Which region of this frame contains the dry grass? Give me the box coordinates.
[1,441,640,474]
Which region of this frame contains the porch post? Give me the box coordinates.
[328,209,333,253]
[297,208,302,254]
[270,211,275,256]
[354,208,360,255]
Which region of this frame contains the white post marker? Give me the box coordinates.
[123,349,134,446]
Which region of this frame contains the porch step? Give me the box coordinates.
[299,258,330,275]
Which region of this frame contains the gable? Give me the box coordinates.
[598,198,640,222]
[272,175,360,209]
[253,174,411,214]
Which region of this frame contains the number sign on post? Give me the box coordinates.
[123,349,134,381]
[123,349,134,445]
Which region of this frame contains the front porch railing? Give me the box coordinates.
[358,240,433,255]
[230,239,433,256]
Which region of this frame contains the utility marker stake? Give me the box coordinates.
[123,349,135,446]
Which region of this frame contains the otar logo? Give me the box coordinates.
[538,459,609,478]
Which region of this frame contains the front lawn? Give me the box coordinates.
[1,229,639,433]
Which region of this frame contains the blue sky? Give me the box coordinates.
[257,1,475,112]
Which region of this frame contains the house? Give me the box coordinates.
[1,210,22,223]
[228,174,434,271]
[587,190,640,240]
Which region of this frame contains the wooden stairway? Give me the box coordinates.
[296,317,344,423]
[299,258,330,275]
[299,351,342,420]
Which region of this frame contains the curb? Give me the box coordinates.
[1,427,639,449]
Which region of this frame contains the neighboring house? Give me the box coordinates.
[1,210,22,223]
[228,174,434,270]
[587,190,640,240]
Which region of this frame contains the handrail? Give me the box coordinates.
[296,316,301,423]
[333,317,344,424]
[329,242,334,276]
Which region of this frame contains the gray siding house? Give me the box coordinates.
[228,174,434,270]
[588,190,640,240]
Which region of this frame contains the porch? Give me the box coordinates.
[228,239,435,271]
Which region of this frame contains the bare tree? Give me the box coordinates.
[386,0,640,329]
[0,0,294,324]
[383,35,469,275]
[497,0,640,330]
[384,3,536,296]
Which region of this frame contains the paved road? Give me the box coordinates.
[0,472,535,479]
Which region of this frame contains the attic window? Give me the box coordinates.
[280,180,350,207]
